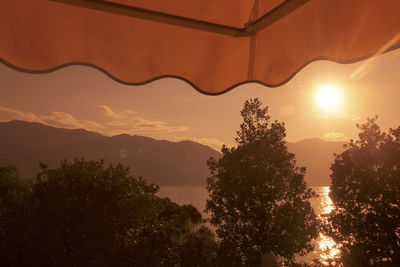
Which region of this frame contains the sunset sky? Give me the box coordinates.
[1,49,400,150]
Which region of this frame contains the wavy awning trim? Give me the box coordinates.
[1,0,400,94]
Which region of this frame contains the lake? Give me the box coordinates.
[158,186,339,265]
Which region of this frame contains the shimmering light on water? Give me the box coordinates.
[317,187,341,265]
[158,186,342,265]
[319,233,341,265]
[320,187,334,214]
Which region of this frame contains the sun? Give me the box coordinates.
[314,84,343,113]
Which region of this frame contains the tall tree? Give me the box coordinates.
[324,117,400,266]
[206,98,318,266]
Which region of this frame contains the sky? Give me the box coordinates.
[1,49,400,150]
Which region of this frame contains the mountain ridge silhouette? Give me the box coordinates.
[0,120,345,186]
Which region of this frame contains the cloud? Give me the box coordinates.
[96,105,121,119]
[0,106,104,132]
[0,106,42,122]
[96,105,188,134]
[128,117,188,133]
[323,132,349,142]
[41,111,104,131]
[173,136,224,151]
[0,105,188,136]
[106,118,188,135]
[106,121,130,127]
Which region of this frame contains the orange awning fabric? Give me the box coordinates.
[1,0,400,94]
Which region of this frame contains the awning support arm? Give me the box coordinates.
[51,0,310,37]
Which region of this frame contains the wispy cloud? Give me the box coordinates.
[323,132,349,142]
[106,121,130,127]
[0,106,104,132]
[41,111,104,131]
[128,117,188,133]
[96,105,121,119]
[0,106,42,122]
[0,105,188,136]
[97,105,188,135]
[173,136,224,151]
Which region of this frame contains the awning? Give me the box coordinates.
[1,0,400,94]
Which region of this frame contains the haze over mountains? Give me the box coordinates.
[287,139,345,186]
[0,120,345,186]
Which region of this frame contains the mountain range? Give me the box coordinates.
[0,120,345,186]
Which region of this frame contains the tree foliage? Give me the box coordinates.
[324,117,400,266]
[0,165,26,258]
[0,159,217,266]
[206,98,318,266]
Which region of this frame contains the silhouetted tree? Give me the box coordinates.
[206,98,318,266]
[324,117,400,266]
[129,197,215,266]
[0,165,28,265]
[0,159,217,266]
[0,165,23,234]
[180,226,218,267]
[23,159,159,266]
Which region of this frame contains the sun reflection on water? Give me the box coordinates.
[318,187,341,265]
[320,187,334,214]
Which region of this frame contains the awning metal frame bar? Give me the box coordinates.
[51,0,310,37]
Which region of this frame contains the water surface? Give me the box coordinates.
[158,186,339,264]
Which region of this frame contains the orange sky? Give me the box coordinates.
[1,49,400,150]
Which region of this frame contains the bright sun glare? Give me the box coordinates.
[314,85,343,113]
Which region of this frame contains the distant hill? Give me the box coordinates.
[0,121,345,186]
[287,138,345,186]
[0,120,220,186]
